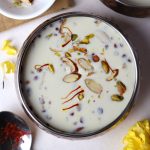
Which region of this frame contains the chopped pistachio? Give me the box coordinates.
[68,49,75,53]
[46,34,53,38]
[86,34,95,39]
[111,94,124,101]
[80,34,95,44]
[71,34,78,41]
[78,93,84,101]
[50,48,61,57]
[54,52,61,57]
[13,0,22,7]
[80,38,89,44]
[88,99,91,104]
[48,64,55,73]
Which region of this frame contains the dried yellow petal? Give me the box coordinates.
[0,61,16,74]
[2,40,11,50]
[6,47,17,55]
[1,40,17,56]
[123,120,150,150]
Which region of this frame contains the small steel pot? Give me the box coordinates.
[100,0,150,17]
[15,12,140,139]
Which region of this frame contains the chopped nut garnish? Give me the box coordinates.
[111,94,124,101]
[80,34,95,44]
[73,46,87,54]
[78,58,94,72]
[85,79,103,94]
[63,73,81,83]
[101,60,110,74]
[106,69,119,81]
[116,81,126,96]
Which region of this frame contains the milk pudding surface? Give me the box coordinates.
[21,16,137,134]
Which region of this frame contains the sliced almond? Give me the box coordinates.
[63,73,81,83]
[59,19,67,34]
[85,79,103,94]
[101,60,110,74]
[61,57,78,73]
[111,94,124,101]
[106,69,119,81]
[78,58,94,71]
[116,81,126,96]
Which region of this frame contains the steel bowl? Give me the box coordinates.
[100,0,150,17]
[15,12,140,139]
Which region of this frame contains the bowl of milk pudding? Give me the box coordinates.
[100,0,150,17]
[16,12,139,138]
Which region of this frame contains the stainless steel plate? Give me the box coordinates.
[100,0,150,17]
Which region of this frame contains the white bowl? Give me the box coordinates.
[0,0,56,20]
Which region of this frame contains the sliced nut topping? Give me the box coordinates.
[48,64,55,73]
[61,57,78,73]
[116,81,126,96]
[73,46,87,54]
[78,58,94,71]
[101,60,110,74]
[50,48,62,57]
[87,72,95,77]
[71,34,78,41]
[59,18,67,34]
[85,79,103,94]
[106,69,119,81]
[78,93,84,101]
[111,94,124,101]
[80,34,95,44]
[63,73,81,83]
[65,52,72,58]
[61,27,72,47]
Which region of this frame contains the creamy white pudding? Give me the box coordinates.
[21,16,137,134]
[119,0,150,7]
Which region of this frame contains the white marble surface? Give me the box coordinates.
[0,0,150,149]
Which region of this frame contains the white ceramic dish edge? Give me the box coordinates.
[0,0,56,20]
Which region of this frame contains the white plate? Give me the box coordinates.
[0,0,56,20]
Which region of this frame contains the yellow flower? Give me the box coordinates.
[0,61,16,74]
[123,120,150,150]
[1,40,17,55]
